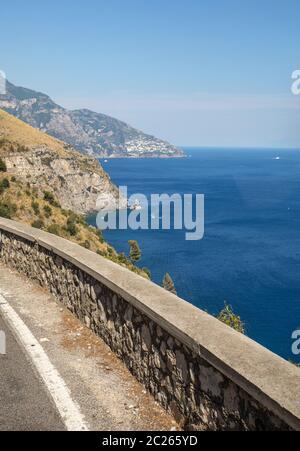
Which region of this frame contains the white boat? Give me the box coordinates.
[129,200,142,211]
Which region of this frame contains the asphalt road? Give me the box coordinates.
[0,314,65,431]
[0,264,177,431]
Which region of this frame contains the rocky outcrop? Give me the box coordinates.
[0,108,126,214]
[4,149,126,214]
[0,81,185,158]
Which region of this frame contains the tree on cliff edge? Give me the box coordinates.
[128,240,141,263]
[217,303,245,334]
[163,273,177,295]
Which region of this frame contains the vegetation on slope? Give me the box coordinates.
[163,273,177,295]
[0,171,148,278]
[128,240,141,263]
[0,108,111,180]
[217,303,245,334]
[0,108,69,156]
[0,109,147,279]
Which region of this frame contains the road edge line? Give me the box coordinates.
[0,294,89,431]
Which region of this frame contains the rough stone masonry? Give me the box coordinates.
[0,225,298,431]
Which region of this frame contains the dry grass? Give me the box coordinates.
[0,176,105,250]
[0,109,146,278]
[0,109,69,156]
[0,109,107,178]
[0,175,149,279]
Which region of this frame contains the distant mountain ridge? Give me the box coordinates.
[0,81,184,158]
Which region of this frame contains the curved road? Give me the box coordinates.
[0,264,177,432]
[0,315,65,431]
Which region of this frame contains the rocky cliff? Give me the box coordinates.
[0,109,125,214]
[0,81,185,158]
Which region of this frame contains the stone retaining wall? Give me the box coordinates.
[0,218,299,431]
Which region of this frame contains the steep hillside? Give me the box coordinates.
[0,109,126,214]
[0,81,185,158]
[0,109,148,279]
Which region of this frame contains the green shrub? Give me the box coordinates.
[66,218,78,236]
[0,158,7,172]
[0,178,10,193]
[89,226,104,243]
[217,303,245,334]
[68,211,85,225]
[107,246,114,257]
[142,267,152,280]
[0,204,12,219]
[43,191,60,208]
[118,253,128,264]
[47,224,61,236]
[43,205,52,218]
[31,219,45,229]
[96,229,104,243]
[81,240,91,249]
[31,201,40,215]
[0,201,17,219]
[128,240,141,263]
[0,178,10,189]
[44,191,55,203]
[77,215,86,226]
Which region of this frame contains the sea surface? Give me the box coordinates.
[88,148,300,361]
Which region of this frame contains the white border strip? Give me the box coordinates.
[0,294,89,431]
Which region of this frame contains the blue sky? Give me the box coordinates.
[0,0,299,147]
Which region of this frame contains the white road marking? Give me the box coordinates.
[0,293,89,431]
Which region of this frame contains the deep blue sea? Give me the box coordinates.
[88,148,300,361]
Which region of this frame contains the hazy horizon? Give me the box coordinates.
[178,145,300,150]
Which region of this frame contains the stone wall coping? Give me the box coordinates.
[0,217,299,430]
